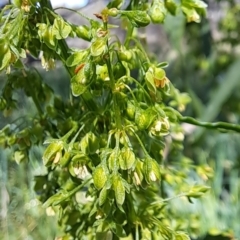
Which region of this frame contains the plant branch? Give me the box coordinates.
[179,116,240,133]
[42,0,98,112]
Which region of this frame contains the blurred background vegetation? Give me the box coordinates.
[0,0,240,239]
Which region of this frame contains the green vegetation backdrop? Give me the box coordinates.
[0,0,239,239]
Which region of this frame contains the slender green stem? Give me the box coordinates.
[127,37,150,64]
[105,57,122,129]
[45,178,91,207]
[129,127,150,157]
[150,188,210,206]
[124,25,134,48]
[135,223,139,240]
[69,124,85,145]
[61,123,78,141]
[22,71,44,117]
[123,83,138,103]
[117,75,152,104]
[107,130,115,148]
[114,131,121,173]
[103,21,122,129]
[53,7,91,21]
[30,91,44,116]
[179,116,240,133]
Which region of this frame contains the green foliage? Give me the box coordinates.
[1,0,239,239]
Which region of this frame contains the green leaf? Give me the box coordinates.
[53,17,72,39]
[66,50,88,67]
[96,231,113,240]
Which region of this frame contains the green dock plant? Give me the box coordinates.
[0,0,237,239]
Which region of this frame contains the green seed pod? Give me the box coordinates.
[118,46,133,62]
[80,135,88,154]
[112,175,125,205]
[59,151,71,167]
[42,141,63,166]
[96,64,109,81]
[145,68,156,93]
[121,10,151,28]
[113,62,126,79]
[164,0,177,15]
[84,62,96,83]
[119,147,135,170]
[73,25,92,41]
[133,159,144,186]
[135,108,156,130]
[66,50,88,67]
[108,8,119,17]
[148,1,166,24]
[187,185,210,198]
[63,179,77,191]
[93,165,108,190]
[37,23,57,50]
[80,132,99,154]
[126,101,136,120]
[17,129,29,138]
[91,37,107,57]
[154,67,166,80]
[108,150,118,171]
[7,135,17,146]
[69,154,89,178]
[99,186,108,206]
[52,17,72,39]
[143,158,161,183]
